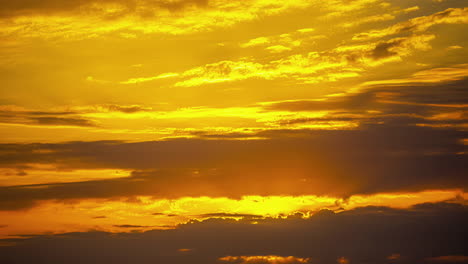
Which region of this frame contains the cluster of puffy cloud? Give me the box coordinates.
[113,5,468,88]
[0,202,466,264]
[122,32,438,87]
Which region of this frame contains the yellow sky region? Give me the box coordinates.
[0,190,464,238]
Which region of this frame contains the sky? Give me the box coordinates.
[0,0,467,263]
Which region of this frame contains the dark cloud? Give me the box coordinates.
[342,33,435,64]
[267,78,468,127]
[22,111,77,116]
[0,202,466,264]
[152,213,165,216]
[0,119,465,210]
[151,213,179,217]
[92,216,107,219]
[0,109,96,127]
[0,79,466,210]
[29,116,95,127]
[370,39,404,59]
[113,224,152,228]
[104,104,151,113]
[426,255,468,263]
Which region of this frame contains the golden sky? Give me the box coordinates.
[0,0,467,263]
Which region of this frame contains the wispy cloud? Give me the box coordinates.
[353,7,468,40]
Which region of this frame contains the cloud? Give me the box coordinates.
[266,68,468,121]
[92,216,107,219]
[0,74,466,210]
[0,103,165,129]
[219,255,310,264]
[0,202,466,264]
[336,257,349,264]
[369,35,433,59]
[387,253,401,260]
[0,0,399,41]
[402,6,419,13]
[0,0,316,39]
[167,34,433,87]
[28,116,96,127]
[353,7,468,40]
[0,0,209,18]
[238,28,320,53]
[362,64,468,86]
[240,37,271,48]
[99,104,153,113]
[120,73,179,84]
[113,224,152,228]
[426,256,468,263]
[0,75,466,210]
[0,108,96,128]
[447,45,463,50]
[0,115,465,210]
[197,213,262,219]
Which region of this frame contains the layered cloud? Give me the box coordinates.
[1,0,451,43]
[1,66,467,211]
[0,189,462,237]
[4,64,466,140]
[0,123,465,210]
[0,106,96,128]
[0,202,466,264]
[109,6,468,88]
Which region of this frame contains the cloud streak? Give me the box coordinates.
[219,255,311,264]
[0,202,466,264]
[353,7,468,40]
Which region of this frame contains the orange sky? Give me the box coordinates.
[0,1,467,263]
